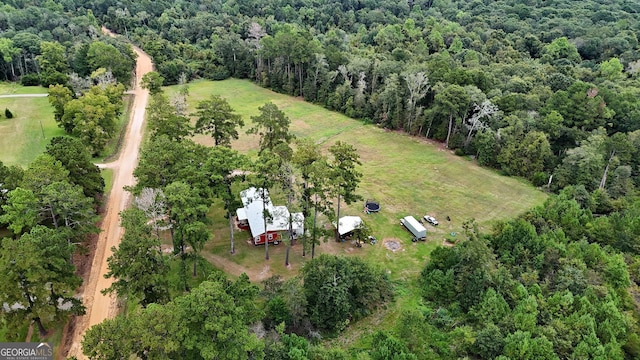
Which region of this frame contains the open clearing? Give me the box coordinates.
[166,78,547,282]
[167,79,547,346]
[0,89,63,166]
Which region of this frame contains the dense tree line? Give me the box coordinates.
[45,0,640,208]
[412,190,640,359]
[0,1,136,86]
[0,137,103,338]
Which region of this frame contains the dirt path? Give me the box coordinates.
[0,93,48,98]
[63,31,152,359]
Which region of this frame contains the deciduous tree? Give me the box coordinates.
[46,136,104,202]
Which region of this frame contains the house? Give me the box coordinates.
[239,187,304,245]
[334,215,364,238]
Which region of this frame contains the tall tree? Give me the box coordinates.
[84,276,264,359]
[250,149,284,261]
[247,102,295,154]
[103,208,169,306]
[434,84,470,148]
[292,138,323,219]
[192,95,244,147]
[403,71,430,133]
[36,41,69,86]
[40,181,98,243]
[204,146,249,254]
[20,154,69,197]
[0,226,84,338]
[292,139,326,258]
[46,136,105,202]
[599,132,633,190]
[134,187,168,239]
[328,141,363,241]
[0,187,39,235]
[0,38,20,80]
[182,221,210,277]
[165,181,211,290]
[146,93,193,141]
[141,70,165,95]
[61,86,121,155]
[47,84,73,129]
[86,41,136,86]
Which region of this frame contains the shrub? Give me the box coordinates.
[20,73,40,86]
[5,108,13,119]
[532,172,549,187]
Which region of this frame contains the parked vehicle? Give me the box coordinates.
[400,216,426,240]
[424,215,438,226]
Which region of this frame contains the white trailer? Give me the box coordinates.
[400,216,427,241]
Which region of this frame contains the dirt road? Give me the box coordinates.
[64,36,152,359]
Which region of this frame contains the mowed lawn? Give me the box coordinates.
[0,83,62,166]
[165,79,548,285]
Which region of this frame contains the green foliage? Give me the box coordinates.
[141,71,165,95]
[60,84,124,155]
[369,331,417,360]
[146,93,193,141]
[86,41,136,86]
[103,208,169,306]
[248,102,294,154]
[37,41,69,86]
[418,192,637,359]
[192,95,244,147]
[47,84,73,129]
[301,255,393,332]
[0,187,39,235]
[83,274,264,359]
[46,136,104,202]
[0,226,84,338]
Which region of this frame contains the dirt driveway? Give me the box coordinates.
[63,31,152,359]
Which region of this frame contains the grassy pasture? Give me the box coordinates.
[165,79,547,281]
[169,79,548,347]
[0,84,132,167]
[0,93,63,167]
[0,82,48,95]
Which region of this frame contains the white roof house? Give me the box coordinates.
[334,216,364,236]
[239,187,304,238]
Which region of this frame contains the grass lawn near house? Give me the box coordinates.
[165,78,548,345]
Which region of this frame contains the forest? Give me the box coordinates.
[1,0,640,359]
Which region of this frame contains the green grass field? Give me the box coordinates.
[0,83,132,167]
[0,93,64,167]
[0,82,49,95]
[165,79,547,280]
